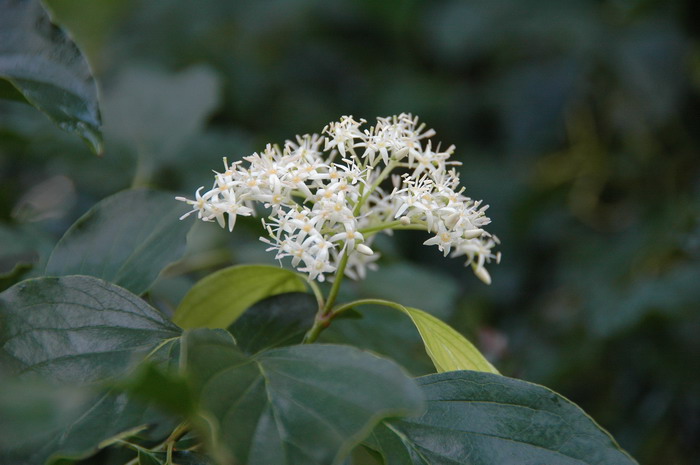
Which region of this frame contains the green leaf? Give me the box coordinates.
[45,189,193,296]
[0,275,182,463]
[319,305,435,376]
[0,376,91,462]
[42,0,132,64]
[401,306,498,374]
[0,77,27,102]
[139,449,162,465]
[0,376,178,464]
[0,0,102,154]
[367,371,638,465]
[341,300,498,374]
[41,391,175,464]
[174,265,308,329]
[182,329,425,465]
[0,275,180,381]
[117,356,195,418]
[228,292,317,354]
[145,451,214,465]
[0,224,38,278]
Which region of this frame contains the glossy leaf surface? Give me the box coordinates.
[368,371,638,465]
[45,189,193,296]
[174,265,307,328]
[0,381,171,465]
[0,0,102,153]
[182,329,424,465]
[0,275,180,381]
[228,292,317,354]
[0,275,181,463]
[320,304,434,376]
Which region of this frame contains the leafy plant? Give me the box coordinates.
[0,0,102,154]
[0,1,642,464]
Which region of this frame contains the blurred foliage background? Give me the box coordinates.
[1,0,699,463]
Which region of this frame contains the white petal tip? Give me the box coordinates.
[356,244,374,256]
[474,267,491,285]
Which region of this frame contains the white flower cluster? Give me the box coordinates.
[176,114,500,283]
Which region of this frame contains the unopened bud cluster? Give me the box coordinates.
[177,114,500,283]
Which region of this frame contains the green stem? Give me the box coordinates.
[153,421,190,455]
[302,318,326,344]
[332,298,405,317]
[304,161,402,344]
[144,336,179,361]
[306,278,325,311]
[302,250,350,343]
[166,441,174,465]
[116,439,152,455]
[304,298,405,344]
[353,161,397,216]
[388,224,430,231]
[358,220,427,236]
[323,250,350,314]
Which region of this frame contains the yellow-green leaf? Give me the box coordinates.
[401,306,498,374]
[339,300,499,374]
[173,265,308,329]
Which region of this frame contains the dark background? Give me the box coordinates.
[1,1,698,463]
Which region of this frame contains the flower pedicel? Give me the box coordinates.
[177,114,500,283]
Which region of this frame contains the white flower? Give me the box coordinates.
[175,187,211,221]
[323,116,364,157]
[176,113,499,283]
[423,222,462,257]
[216,190,254,232]
[329,225,365,253]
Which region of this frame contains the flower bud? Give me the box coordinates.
[463,228,484,239]
[356,243,374,256]
[474,266,492,285]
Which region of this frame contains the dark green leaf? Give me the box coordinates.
[174,265,307,329]
[169,451,215,465]
[0,77,27,102]
[146,451,214,465]
[319,304,435,376]
[42,0,132,63]
[0,275,182,463]
[0,222,54,290]
[228,292,317,354]
[1,386,175,465]
[118,356,195,417]
[138,450,162,465]
[182,329,425,465]
[0,275,180,382]
[0,0,102,153]
[0,376,91,461]
[367,371,638,465]
[45,189,193,296]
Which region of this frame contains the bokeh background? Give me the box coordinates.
[1,1,699,463]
